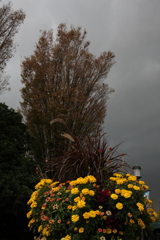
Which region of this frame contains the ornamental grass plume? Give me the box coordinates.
[27,174,157,240]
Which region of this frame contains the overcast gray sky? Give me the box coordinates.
[1,0,160,211]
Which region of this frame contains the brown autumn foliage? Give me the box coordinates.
[20,23,115,163]
[0,1,25,94]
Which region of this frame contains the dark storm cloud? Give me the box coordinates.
[0,0,160,210]
[103,0,160,210]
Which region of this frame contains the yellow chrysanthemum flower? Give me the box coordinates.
[28,218,35,227]
[72,206,77,211]
[115,189,121,194]
[147,199,152,204]
[133,186,140,190]
[137,218,145,229]
[120,189,126,196]
[112,229,117,234]
[106,228,112,234]
[128,184,133,188]
[51,187,60,192]
[139,180,145,185]
[70,180,77,186]
[83,212,90,219]
[95,210,100,215]
[82,177,89,184]
[71,215,79,222]
[109,177,117,181]
[121,178,127,183]
[130,219,135,224]
[123,190,132,198]
[74,197,80,202]
[116,179,124,185]
[50,181,59,188]
[35,181,43,189]
[79,227,84,233]
[31,190,39,198]
[113,173,123,178]
[42,228,47,235]
[45,179,52,184]
[86,175,96,183]
[153,211,158,217]
[30,201,37,208]
[38,225,43,232]
[81,188,89,195]
[45,230,50,236]
[111,194,118,200]
[67,205,72,210]
[35,179,52,190]
[77,200,86,208]
[64,235,71,240]
[89,190,95,196]
[76,177,87,184]
[71,187,79,194]
[27,210,32,218]
[128,175,137,181]
[116,202,123,210]
[142,185,149,190]
[125,173,131,177]
[89,210,96,218]
[27,198,32,205]
[137,203,144,211]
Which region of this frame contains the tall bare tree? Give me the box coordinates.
[0,1,25,94]
[20,23,115,163]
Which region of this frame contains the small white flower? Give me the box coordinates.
[106,210,112,216]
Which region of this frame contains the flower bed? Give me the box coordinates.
[27,173,157,240]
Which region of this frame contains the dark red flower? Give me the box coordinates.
[103,190,110,196]
[97,189,110,203]
[109,147,113,151]
[98,149,102,153]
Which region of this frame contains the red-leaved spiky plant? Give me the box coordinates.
[44,119,130,188]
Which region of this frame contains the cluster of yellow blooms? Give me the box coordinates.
[109,173,157,225]
[137,218,146,229]
[71,210,100,222]
[136,202,144,211]
[35,179,53,190]
[27,175,100,239]
[110,173,149,190]
[65,175,104,237]
[147,206,158,222]
[26,173,158,240]
[69,175,97,186]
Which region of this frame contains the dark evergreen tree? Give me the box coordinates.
[0,102,37,240]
